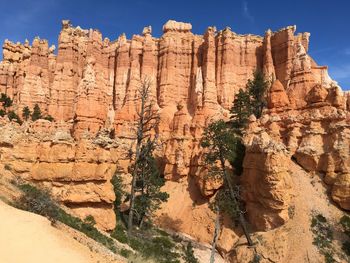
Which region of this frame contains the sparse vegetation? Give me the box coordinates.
[22,106,31,121]
[230,70,269,132]
[111,224,128,244]
[15,182,117,253]
[340,215,350,256]
[31,104,42,121]
[43,114,54,122]
[288,205,295,219]
[250,253,261,263]
[7,110,22,124]
[120,248,133,258]
[201,119,253,248]
[0,93,13,111]
[311,213,335,263]
[182,242,199,263]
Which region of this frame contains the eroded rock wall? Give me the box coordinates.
[0,20,348,244]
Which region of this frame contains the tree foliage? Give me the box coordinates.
[7,110,22,124]
[110,78,168,233]
[32,104,42,121]
[22,106,31,121]
[201,119,253,247]
[248,70,269,118]
[230,70,269,132]
[0,93,13,110]
[230,89,252,132]
[133,141,169,227]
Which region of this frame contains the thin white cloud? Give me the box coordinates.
[242,1,254,23]
[329,64,350,80]
[328,63,350,89]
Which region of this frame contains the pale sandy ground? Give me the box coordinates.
[0,200,115,263]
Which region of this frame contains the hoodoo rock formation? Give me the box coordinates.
[0,19,349,261]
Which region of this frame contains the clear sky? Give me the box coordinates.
[1,0,349,89]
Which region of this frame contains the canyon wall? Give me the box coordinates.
[0,19,349,253]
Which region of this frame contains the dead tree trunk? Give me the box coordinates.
[210,208,221,263]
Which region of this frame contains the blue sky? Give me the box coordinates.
[1,0,349,89]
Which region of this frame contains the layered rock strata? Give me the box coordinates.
[0,20,349,247]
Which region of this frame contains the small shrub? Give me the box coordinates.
[250,253,261,263]
[155,228,170,237]
[120,248,133,258]
[31,104,42,121]
[342,241,350,256]
[340,215,350,236]
[0,109,5,117]
[288,205,295,219]
[16,183,116,253]
[311,213,335,262]
[16,183,59,221]
[43,115,54,122]
[182,242,199,263]
[7,111,22,124]
[84,215,96,226]
[0,93,13,109]
[4,164,11,170]
[111,224,128,244]
[340,215,350,256]
[119,232,181,263]
[22,106,31,121]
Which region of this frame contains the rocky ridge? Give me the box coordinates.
[0,19,349,262]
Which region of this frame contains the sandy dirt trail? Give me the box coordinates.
[0,200,105,263]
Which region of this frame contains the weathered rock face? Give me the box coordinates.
[242,82,350,225]
[242,131,293,231]
[0,119,119,231]
[0,19,349,251]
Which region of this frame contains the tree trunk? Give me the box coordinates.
[219,154,253,246]
[210,209,220,263]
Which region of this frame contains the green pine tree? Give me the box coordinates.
[43,115,54,122]
[31,104,42,121]
[7,111,22,124]
[22,106,31,121]
[230,88,252,132]
[201,120,253,247]
[0,93,13,113]
[133,140,169,228]
[247,70,269,118]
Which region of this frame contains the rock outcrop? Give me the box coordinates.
[0,19,349,259]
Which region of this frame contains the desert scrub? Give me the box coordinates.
[182,242,199,263]
[311,213,335,263]
[340,215,350,256]
[110,224,199,263]
[124,233,180,263]
[15,183,116,253]
[111,223,128,244]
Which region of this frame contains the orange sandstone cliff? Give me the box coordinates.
[0,20,349,262]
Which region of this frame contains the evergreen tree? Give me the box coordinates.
[230,89,252,132]
[183,242,199,263]
[125,78,167,233]
[0,93,13,113]
[247,70,269,118]
[31,104,42,121]
[22,106,31,121]
[201,120,253,249]
[230,71,269,133]
[7,111,22,124]
[43,115,54,122]
[133,140,169,228]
